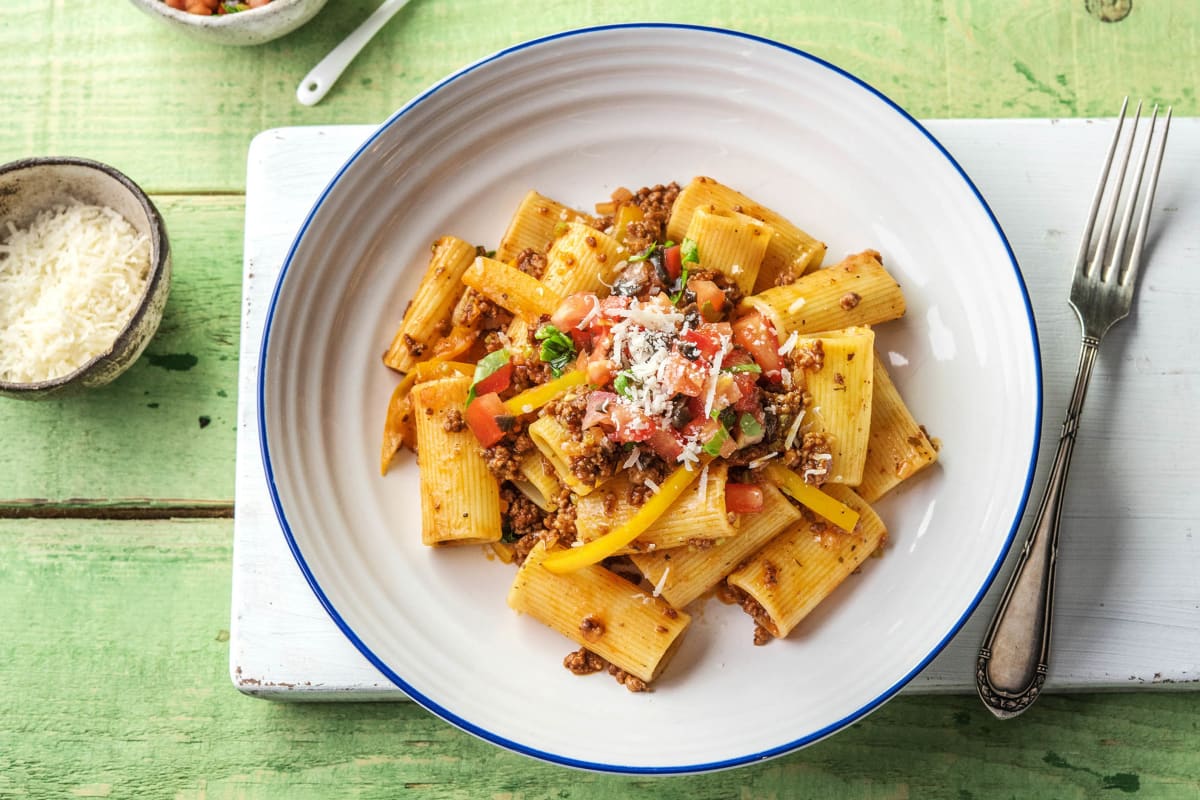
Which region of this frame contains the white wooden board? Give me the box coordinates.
[230,120,1200,699]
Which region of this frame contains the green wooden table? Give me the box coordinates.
[2,1,1197,796]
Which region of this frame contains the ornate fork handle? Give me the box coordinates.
[976,338,1098,718]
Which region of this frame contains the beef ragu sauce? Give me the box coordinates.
[382,177,931,690]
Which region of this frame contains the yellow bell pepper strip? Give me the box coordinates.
[543,455,713,573]
[503,369,587,415]
[379,360,474,475]
[764,463,860,532]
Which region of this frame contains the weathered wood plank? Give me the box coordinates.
[0,195,242,506]
[0,1,1194,194]
[0,518,1197,797]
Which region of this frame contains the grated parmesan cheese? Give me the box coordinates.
[777,329,799,356]
[0,201,150,383]
[652,566,670,598]
[783,409,806,450]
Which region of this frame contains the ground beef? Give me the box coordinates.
[545,390,623,488]
[773,266,804,287]
[442,408,465,433]
[568,430,622,487]
[632,182,680,238]
[624,456,671,507]
[482,431,536,483]
[681,268,744,309]
[562,648,648,692]
[500,483,547,540]
[514,247,548,278]
[791,339,825,372]
[839,291,862,310]
[545,488,578,547]
[508,346,553,394]
[608,665,649,693]
[724,581,777,644]
[452,287,511,330]
[790,431,834,483]
[563,647,606,675]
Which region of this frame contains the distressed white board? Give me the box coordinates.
[231,120,1200,699]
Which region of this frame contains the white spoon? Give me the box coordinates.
[296,0,413,107]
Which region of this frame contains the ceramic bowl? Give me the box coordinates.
[0,157,171,400]
[127,0,328,46]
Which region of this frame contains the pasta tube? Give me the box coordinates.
[508,542,691,683]
[526,415,601,497]
[574,462,735,554]
[727,484,887,638]
[542,223,624,297]
[764,463,859,532]
[412,374,502,546]
[462,256,563,321]
[857,352,939,502]
[666,176,826,291]
[683,207,772,294]
[383,236,477,372]
[542,457,712,573]
[796,327,875,486]
[739,250,904,336]
[630,481,801,608]
[495,190,592,264]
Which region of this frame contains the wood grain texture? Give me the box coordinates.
[0,1,1195,193]
[1,519,1198,798]
[0,196,241,507]
[1,0,1198,795]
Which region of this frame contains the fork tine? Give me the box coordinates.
[1108,104,1159,284]
[1074,97,1129,276]
[1090,100,1142,279]
[1123,106,1172,288]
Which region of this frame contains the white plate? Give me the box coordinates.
[259,24,1041,773]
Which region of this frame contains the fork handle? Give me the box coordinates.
[976,338,1099,719]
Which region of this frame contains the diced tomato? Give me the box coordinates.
[726,483,765,513]
[722,348,762,411]
[582,391,619,429]
[663,245,682,281]
[710,373,743,414]
[551,292,600,332]
[682,328,723,361]
[609,403,654,443]
[689,278,725,321]
[645,426,685,461]
[464,392,511,448]
[586,357,616,387]
[661,351,707,397]
[732,312,784,378]
[471,359,512,396]
[569,328,591,352]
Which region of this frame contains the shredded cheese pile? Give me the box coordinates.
[0,201,151,383]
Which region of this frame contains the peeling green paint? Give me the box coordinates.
[147,353,199,372]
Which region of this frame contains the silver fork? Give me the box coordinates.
[975,99,1171,719]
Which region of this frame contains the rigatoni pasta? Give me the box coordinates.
[377,177,938,690]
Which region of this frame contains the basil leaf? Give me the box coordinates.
[681,237,700,265]
[535,324,577,377]
[465,348,511,406]
[701,423,730,456]
[725,362,762,374]
[628,243,657,263]
[613,370,636,398]
[739,412,763,438]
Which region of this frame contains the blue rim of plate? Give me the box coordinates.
[258,22,1043,774]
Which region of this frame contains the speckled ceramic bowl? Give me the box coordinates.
[0,157,171,400]
[127,0,329,46]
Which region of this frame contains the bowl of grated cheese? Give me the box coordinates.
[0,157,171,400]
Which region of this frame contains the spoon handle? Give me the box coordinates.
[296,0,412,107]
